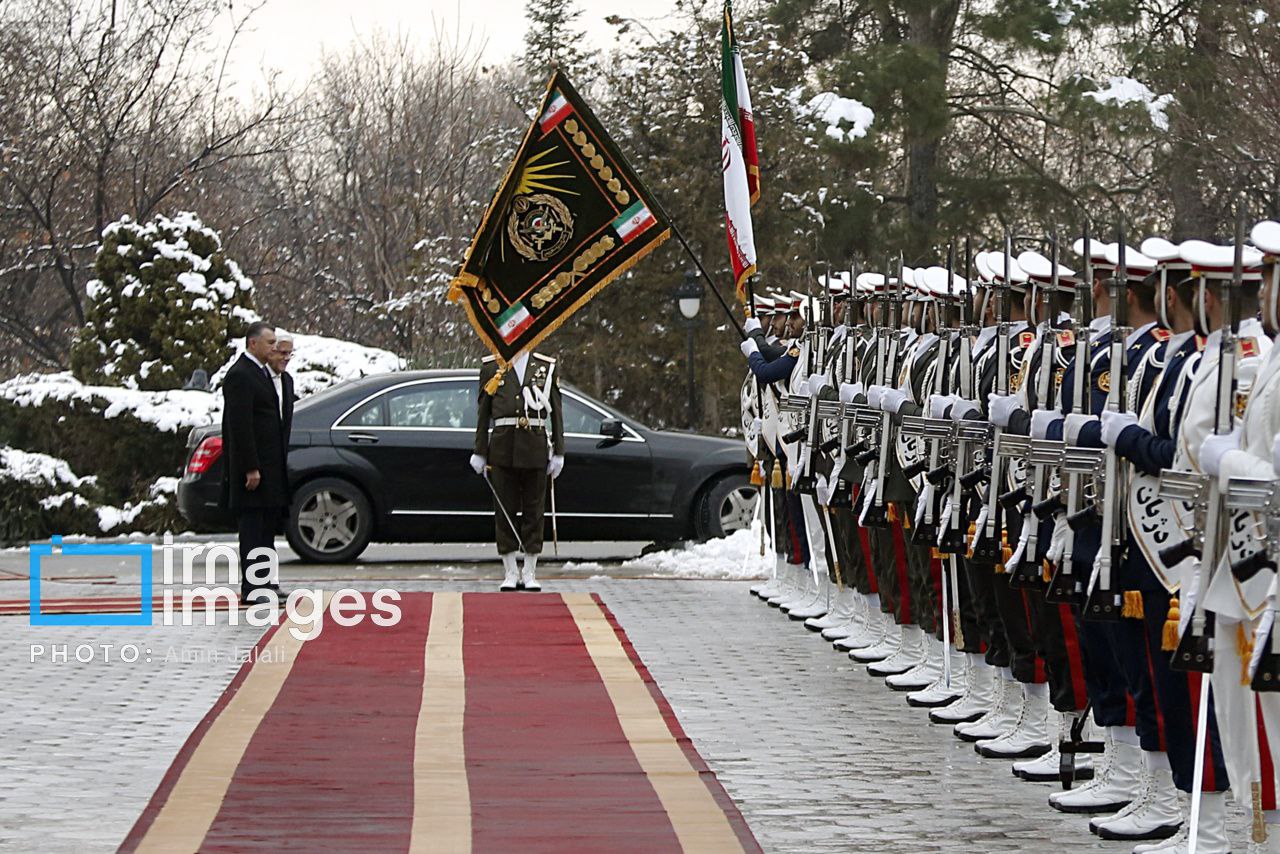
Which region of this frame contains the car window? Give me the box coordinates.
[340,397,384,427]
[386,383,477,429]
[562,394,608,435]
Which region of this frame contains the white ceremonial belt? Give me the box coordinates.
[495,416,546,429]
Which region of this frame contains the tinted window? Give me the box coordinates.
[387,383,477,429]
[562,394,607,435]
[340,397,384,427]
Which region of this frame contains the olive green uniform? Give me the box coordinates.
[474,353,566,555]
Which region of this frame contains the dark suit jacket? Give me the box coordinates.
[220,354,288,510]
[475,353,565,469]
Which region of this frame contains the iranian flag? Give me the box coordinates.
[721,0,759,301]
[496,301,535,343]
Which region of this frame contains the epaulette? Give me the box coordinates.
[1056,329,1075,347]
[482,354,497,363]
[533,353,556,363]
[1240,338,1259,358]
[1018,330,1035,349]
[1152,327,1172,342]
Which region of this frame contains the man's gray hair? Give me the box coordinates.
[274,329,295,345]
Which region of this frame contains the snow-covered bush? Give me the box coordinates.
[0,447,102,545]
[70,212,258,391]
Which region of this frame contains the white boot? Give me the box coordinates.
[767,563,800,606]
[907,646,966,708]
[778,566,815,612]
[931,655,994,724]
[868,624,925,676]
[809,587,855,630]
[821,590,864,639]
[1091,751,1181,841]
[499,553,519,591]
[955,671,1017,742]
[850,614,900,662]
[751,555,785,598]
[887,632,943,691]
[976,681,1051,759]
[521,554,541,591]
[835,596,884,650]
[1049,726,1140,813]
[1133,790,1229,853]
[790,576,832,620]
[1013,710,1094,783]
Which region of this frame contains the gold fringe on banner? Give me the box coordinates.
[1122,591,1144,620]
[771,461,783,489]
[1162,596,1181,652]
[483,363,508,396]
[1042,560,1054,584]
[749,461,763,487]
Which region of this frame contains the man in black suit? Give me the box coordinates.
[220,322,288,605]
[264,329,298,595]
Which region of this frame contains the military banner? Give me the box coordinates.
[449,71,672,373]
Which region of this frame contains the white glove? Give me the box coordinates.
[1273,433,1280,477]
[1100,410,1139,447]
[935,497,955,547]
[1198,428,1241,477]
[950,397,979,422]
[807,373,829,395]
[796,380,811,397]
[469,453,487,475]
[988,392,1023,428]
[880,387,908,414]
[743,317,762,334]
[815,474,832,507]
[929,395,952,419]
[740,338,759,358]
[1030,410,1060,440]
[914,483,934,530]
[1006,523,1031,570]
[839,382,864,403]
[866,385,886,409]
[1063,413,1097,446]
[968,505,989,553]
[547,455,565,479]
[1046,513,1070,564]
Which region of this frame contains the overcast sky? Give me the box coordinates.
[218,0,683,96]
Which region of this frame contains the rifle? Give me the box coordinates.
[940,238,979,555]
[862,256,905,527]
[1082,226,1130,620]
[1050,223,1098,604]
[971,237,1014,563]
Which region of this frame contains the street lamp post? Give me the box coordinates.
[674,270,703,430]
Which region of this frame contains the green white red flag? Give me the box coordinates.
[721,0,759,301]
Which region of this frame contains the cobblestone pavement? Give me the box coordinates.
[0,574,1254,852]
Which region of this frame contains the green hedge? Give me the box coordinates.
[0,397,188,503]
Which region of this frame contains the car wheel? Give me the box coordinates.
[285,477,374,563]
[694,473,757,540]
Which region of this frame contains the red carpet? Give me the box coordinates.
[119,592,758,853]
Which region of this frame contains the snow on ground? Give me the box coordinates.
[1,333,406,432]
[564,527,769,580]
[1083,76,1175,131]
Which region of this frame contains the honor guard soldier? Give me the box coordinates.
[471,350,565,591]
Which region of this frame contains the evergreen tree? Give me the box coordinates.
[523,0,589,81]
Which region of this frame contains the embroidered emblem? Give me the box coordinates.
[1098,370,1111,393]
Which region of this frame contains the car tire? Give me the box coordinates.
[285,477,374,563]
[694,473,756,540]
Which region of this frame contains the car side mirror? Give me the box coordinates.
[599,418,625,439]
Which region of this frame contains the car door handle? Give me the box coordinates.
[347,432,379,444]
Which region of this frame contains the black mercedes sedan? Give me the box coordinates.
[177,370,756,562]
